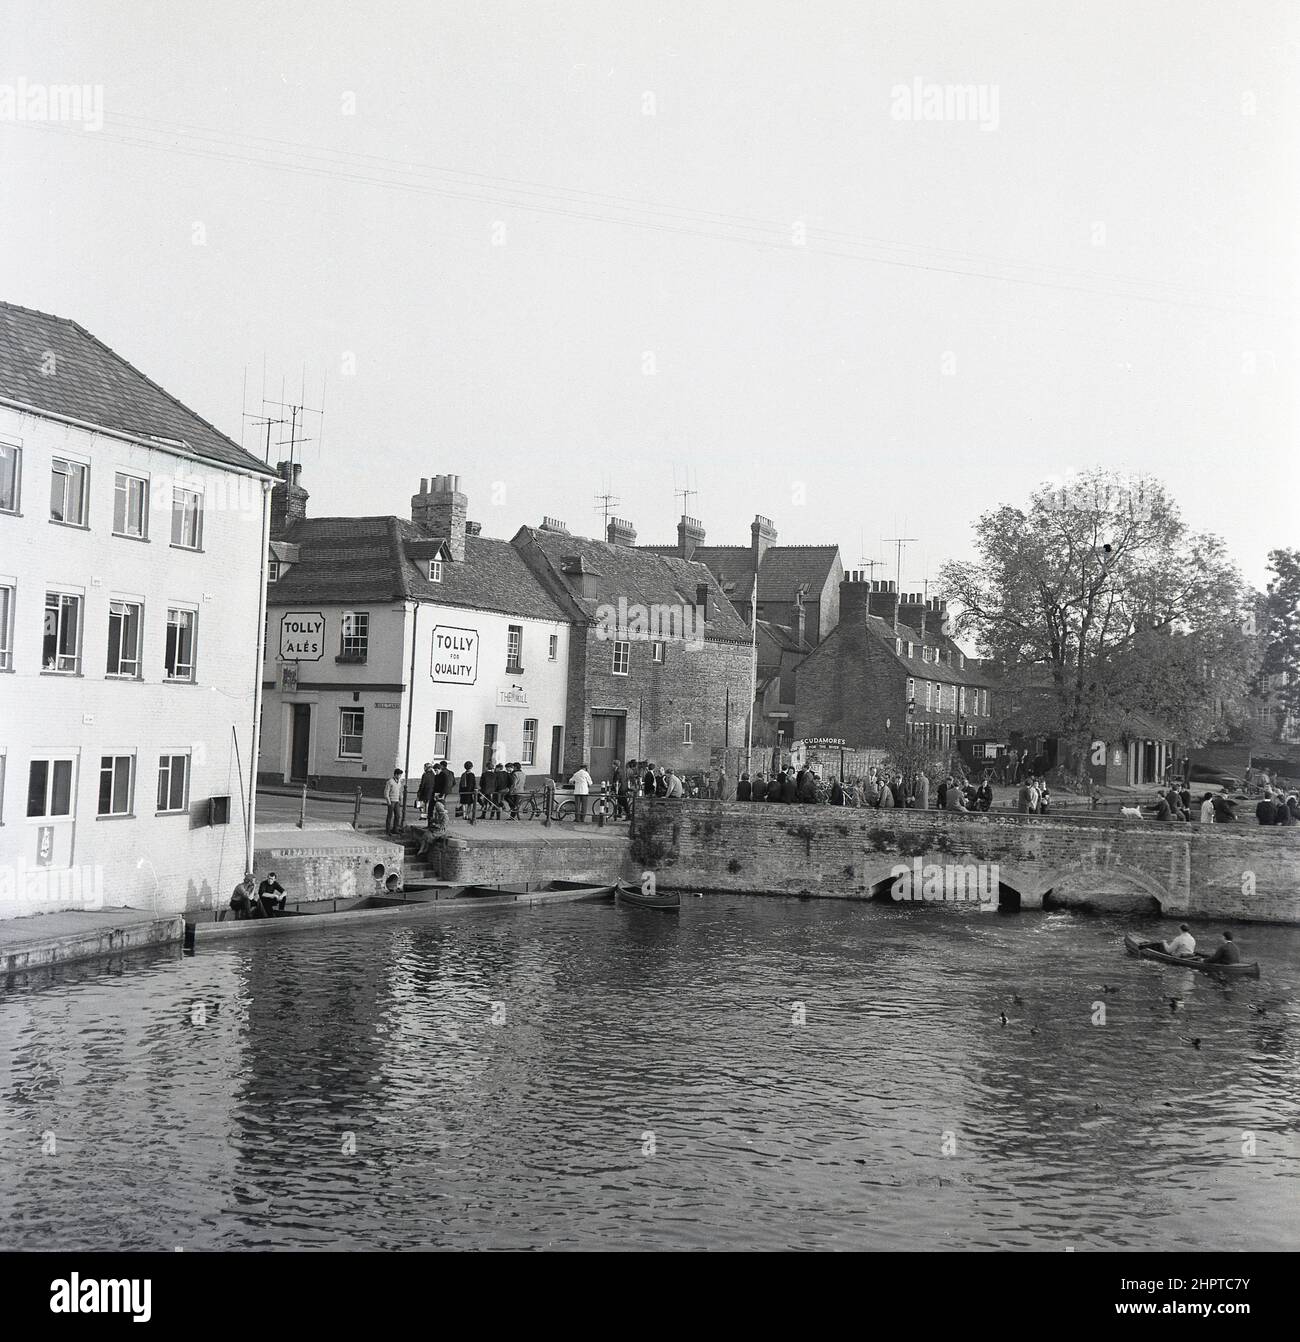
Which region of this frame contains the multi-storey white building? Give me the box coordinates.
[259,471,573,794]
[0,302,277,918]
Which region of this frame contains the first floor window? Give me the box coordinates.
[428,559,442,583]
[548,634,557,661]
[267,557,281,582]
[28,758,74,817]
[113,473,149,537]
[166,608,196,680]
[0,440,20,513]
[157,754,189,813]
[683,721,693,745]
[0,584,12,670]
[434,710,452,760]
[50,457,88,525]
[652,641,665,663]
[43,591,81,672]
[521,718,537,767]
[612,641,630,675]
[506,624,523,673]
[106,600,143,677]
[339,708,365,759]
[171,487,203,548]
[98,754,134,816]
[340,611,369,660]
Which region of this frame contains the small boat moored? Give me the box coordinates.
[1123,933,1260,978]
[614,879,681,911]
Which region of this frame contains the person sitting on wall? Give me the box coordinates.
[229,872,257,921]
[717,770,734,802]
[797,769,818,804]
[976,777,994,812]
[737,772,752,802]
[415,796,449,858]
[780,769,799,804]
[1211,792,1237,823]
[655,766,669,798]
[257,871,288,917]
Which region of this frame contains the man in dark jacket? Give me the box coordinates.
[643,763,656,797]
[416,763,437,816]
[830,778,845,806]
[976,779,993,812]
[1211,793,1236,823]
[780,770,798,804]
[1255,794,1277,825]
[737,773,752,802]
[434,761,455,799]
[457,762,476,818]
[937,776,950,809]
[798,770,818,803]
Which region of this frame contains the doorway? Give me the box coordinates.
[550,725,563,780]
[290,704,311,782]
[482,723,498,775]
[589,712,625,784]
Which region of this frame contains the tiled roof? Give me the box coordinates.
[0,301,274,476]
[513,527,752,643]
[267,516,572,621]
[859,612,993,686]
[637,543,841,602]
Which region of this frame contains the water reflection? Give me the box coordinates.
[0,899,1296,1250]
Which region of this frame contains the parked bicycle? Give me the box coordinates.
[515,784,618,822]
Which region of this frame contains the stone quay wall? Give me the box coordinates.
[629,800,1300,924]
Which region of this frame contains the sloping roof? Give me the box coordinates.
[0,301,274,476]
[757,619,811,654]
[636,543,841,603]
[861,613,993,686]
[266,516,572,621]
[513,527,752,643]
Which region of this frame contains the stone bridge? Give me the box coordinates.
[629,800,1300,924]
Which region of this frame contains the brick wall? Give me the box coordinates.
[628,800,1300,923]
[795,624,907,746]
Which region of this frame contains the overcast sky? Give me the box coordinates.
[3,0,1296,591]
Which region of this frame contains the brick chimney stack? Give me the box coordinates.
[751,514,777,570]
[412,474,468,561]
[866,579,900,630]
[678,514,706,561]
[839,571,875,621]
[606,516,637,546]
[927,595,952,636]
[270,460,309,534]
[898,592,928,638]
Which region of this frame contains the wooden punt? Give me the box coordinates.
[1124,933,1260,978]
[614,880,682,911]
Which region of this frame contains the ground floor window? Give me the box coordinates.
[157,754,189,813]
[98,754,134,816]
[28,757,74,817]
[434,710,451,760]
[521,718,537,766]
[339,708,365,759]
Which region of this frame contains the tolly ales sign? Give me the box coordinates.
[280,612,325,661]
[431,626,478,684]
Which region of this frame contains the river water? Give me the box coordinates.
[1,896,1296,1251]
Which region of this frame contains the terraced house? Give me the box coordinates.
[0,301,277,918]
[259,472,573,794]
[796,577,995,752]
[512,517,754,782]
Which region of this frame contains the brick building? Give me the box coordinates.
[511,518,753,781]
[639,512,843,646]
[795,577,995,752]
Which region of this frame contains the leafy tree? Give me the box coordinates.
[1256,548,1300,737]
[939,469,1253,761]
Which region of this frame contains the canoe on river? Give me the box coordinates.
[1123,933,1260,978]
[614,880,681,911]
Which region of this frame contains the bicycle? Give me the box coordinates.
[517,787,618,822]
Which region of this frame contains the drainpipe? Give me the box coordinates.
[246,478,272,875]
[402,601,419,826]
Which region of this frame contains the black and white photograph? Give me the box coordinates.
[0,0,1296,1302]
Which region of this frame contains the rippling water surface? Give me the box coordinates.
[1,897,1296,1250]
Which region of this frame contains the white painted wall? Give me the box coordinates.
[0,405,269,918]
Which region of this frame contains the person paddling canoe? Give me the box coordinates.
[1138,923,1196,957]
[1203,931,1241,965]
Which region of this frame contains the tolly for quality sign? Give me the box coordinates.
[431,626,478,684]
[280,612,325,661]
